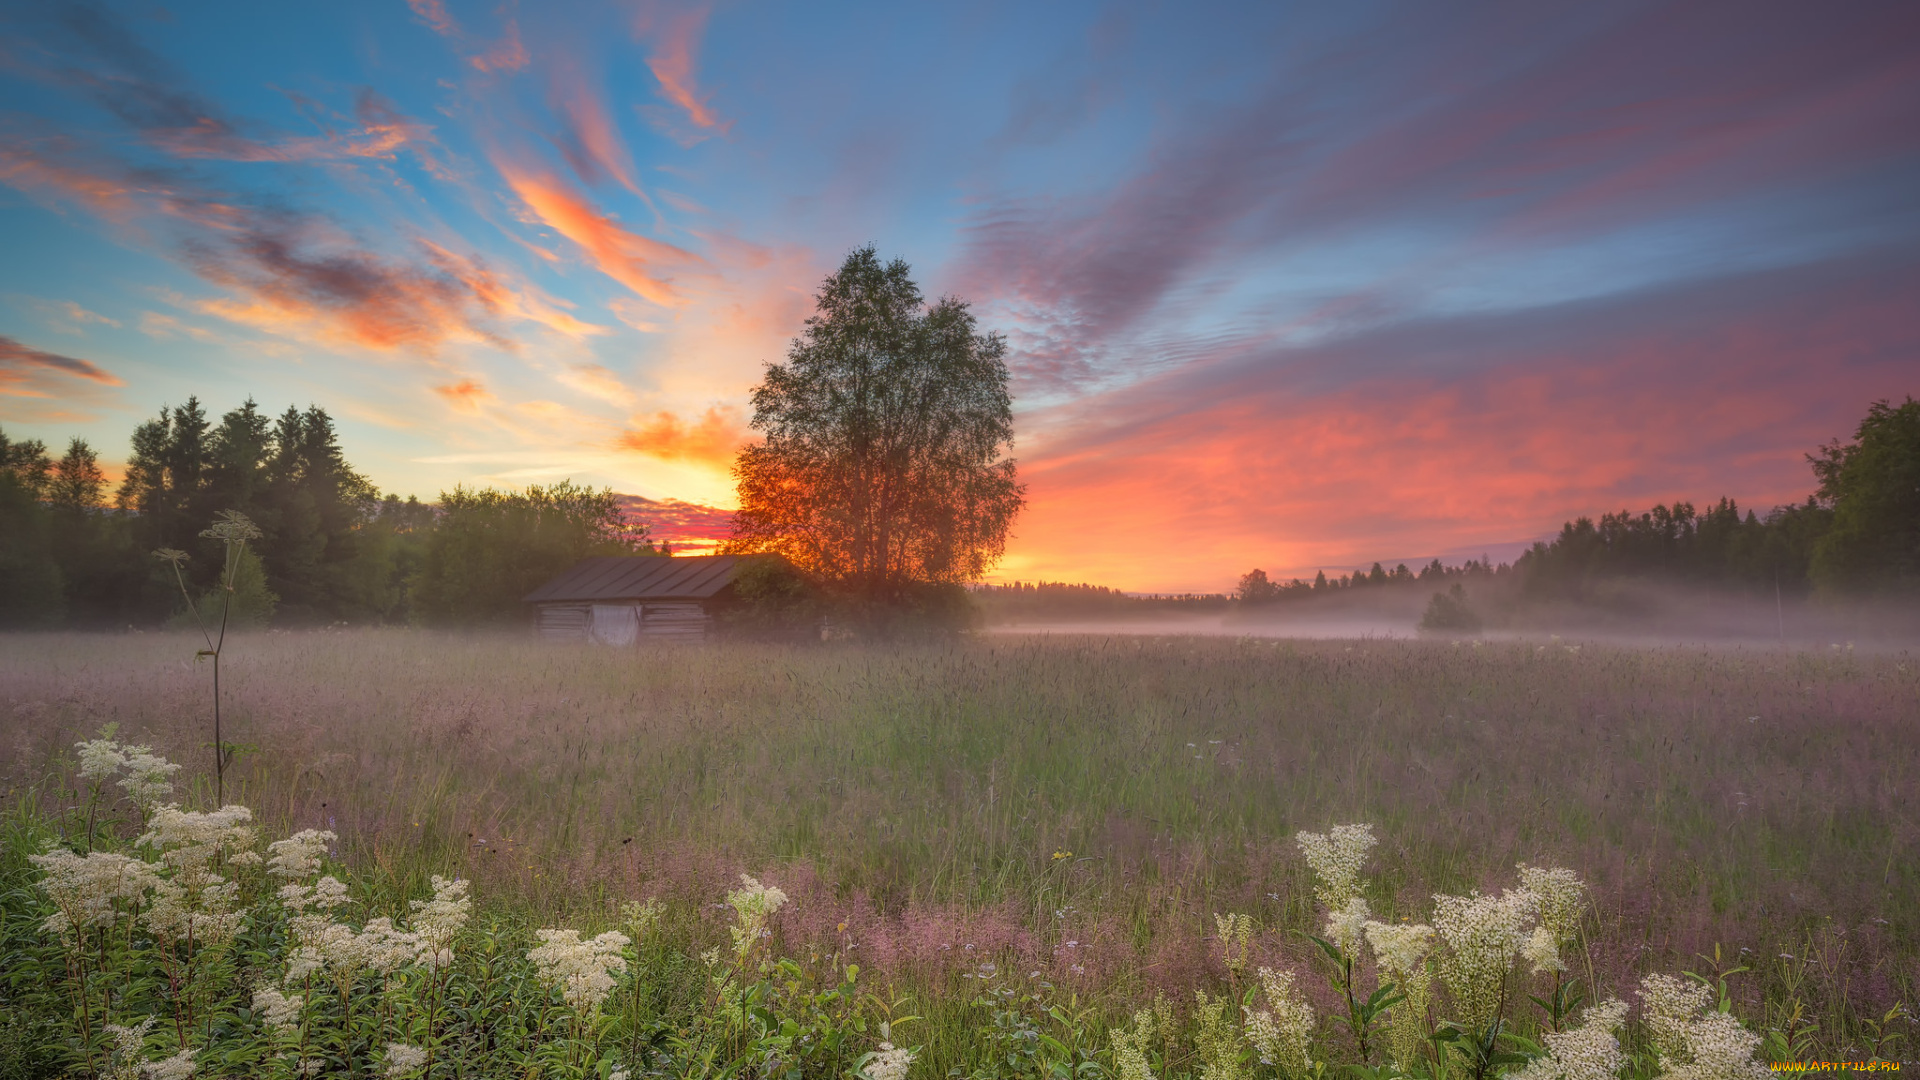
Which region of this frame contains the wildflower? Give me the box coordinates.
[118,750,181,813]
[1511,999,1629,1080]
[609,1070,631,1080]
[30,848,160,937]
[143,875,245,947]
[1192,989,1249,1080]
[527,927,631,1014]
[253,987,303,1034]
[266,830,336,878]
[1246,967,1315,1071]
[725,874,788,960]
[865,1041,915,1080]
[138,804,257,874]
[1366,920,1436,1071]
[621,897,664,938]
[1639,974,1713,1064]
[382,1042,428,1078]
[410,875,470,963]
[1111,1009,1157,1080]
[358,918,424,977]
[1215,911,1254,972]
[76,737,128,782]
[1638,975,1767,1080]
[1322,897,1370,957]
[1519,865,1588,957]
[1524,925,1567,974]
[144,1048,198,1080]
[1432,887,1539,1031]
[1295,823,1376,909]
[103,1017,157,1080]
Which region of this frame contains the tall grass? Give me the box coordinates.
[1,630,1913,1066]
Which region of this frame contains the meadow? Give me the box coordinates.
[1,630,1914,1076]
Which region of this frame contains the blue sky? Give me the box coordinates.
[3,0,1916,589]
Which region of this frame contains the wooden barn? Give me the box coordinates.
[522,555,759,644]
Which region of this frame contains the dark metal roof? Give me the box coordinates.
[522,555,751,603]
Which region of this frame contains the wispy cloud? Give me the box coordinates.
[548,68,643,195]
[471,19,530,74]
[636,4,729,143]
[406,0,459,37]
[0,334,123,398]
[499,163,700,306]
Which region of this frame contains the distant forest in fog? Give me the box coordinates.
[2,397,1914,629]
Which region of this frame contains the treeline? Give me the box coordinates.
[970,580,1232,620]
[1239,397,1920,605]
[0,397,658,629]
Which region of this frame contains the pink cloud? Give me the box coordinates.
[637,5,729,140]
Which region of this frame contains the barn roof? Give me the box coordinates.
[522,555,753,603]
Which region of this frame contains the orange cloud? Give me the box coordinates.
[639,6,729,139]
[0,144,141,221]
[500,166,699,306]
[433,379,494,413]
[615,406,747,468]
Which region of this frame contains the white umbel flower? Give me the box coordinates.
[1365,921,1435,979]
[1295,823,1376,909]
[865,1041,915,1080]
[266,830,335,878]
[1511,999,1628,1080]
[1322,897,1370,957]
[1110,1009,1157,1080]
[1638,974,1767,1080]
[252,986,304,1034]
[527,928,631,1013]
[142,1048,197,1080]
[382,1042,428,1077]
[1245,966,1316,1070]
[118,751,181,812]
[138,804,257,874]
[1433,887,1539,1031]
[30,848,160,936]
[409,875,470,965]
[76,738,129,782]
[725,874,789,959]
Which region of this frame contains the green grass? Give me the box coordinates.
[2,629,1914,1065]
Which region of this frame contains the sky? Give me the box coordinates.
[2,0,1916,591]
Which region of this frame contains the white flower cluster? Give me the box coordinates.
[383,1042,428,1077]
[266,830,336,878]
[725,874,789,960]
[1512,1000,1630,1080]
[409,875,471,966]
[1432,887,1539,1032]
[864,1041,915,1080]
[1245,966,1316,1070]
[1637,975,1768,1080]
[252,986,304,1034]
[527,927,632,1013]
[1519,864,1587,973]
[1110,1008,1158,1080]
[1294,823,1376,910]
[139,804,259,874]
[1214,911,1254,972]
[72,736,181,815]
[29,848,159,938]
[1364,920,1436,1070]
[1322,896,1370,957]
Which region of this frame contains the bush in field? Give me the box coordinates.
[6,738,1836,1080]
[1420,583,1483,633]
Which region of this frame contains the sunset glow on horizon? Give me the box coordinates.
[3,1,1916,591]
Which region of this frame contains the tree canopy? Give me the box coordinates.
[726,246,1025,610]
